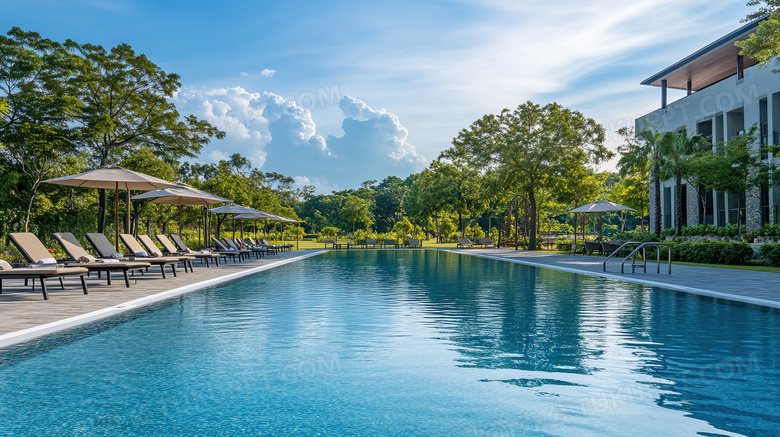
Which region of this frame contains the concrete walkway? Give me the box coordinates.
[449,249,780,309]
[0,250,326,348]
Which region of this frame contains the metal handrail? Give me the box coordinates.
[603,241,672,275]
[602,241,642,271]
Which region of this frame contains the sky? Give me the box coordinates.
[3,0,755,193]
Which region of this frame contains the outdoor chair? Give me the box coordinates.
[262,239,292,251]
[600,242,614,257]
[248,238,278,254]
[404,238,422,248]
[156,234,222,267]
[241,238,271,257]
[5,232,90,300]
[221,238,256,259]
[212,237,250,261]
[171,234,238,264]
[138,234,195,272]
[53,232,151,287]
[382,239,399,248]
[457,238,473,248]
[115,234,181,279]
[363,239,376,248]
[583,241,601,256]
[322,239,337,249]
[475,237,496,248]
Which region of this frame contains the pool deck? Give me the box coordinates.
[449,248,780,309]
[0,250,326,349]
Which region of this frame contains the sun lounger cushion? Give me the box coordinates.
[38,257,57,265]
[0,260,11,270]
[79,255,96,263]
[96,259,120,263]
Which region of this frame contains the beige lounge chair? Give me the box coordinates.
[137,234,195,272]
[404,238,422,248]
[170,234,239,264]
[53,232,151,287]
[156,234,221,267]
[117,234,181,279]
[6,232,90,300]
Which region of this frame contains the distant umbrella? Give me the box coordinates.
[568,200,636,242]
[43,164,179,251]
[131,183,231,238]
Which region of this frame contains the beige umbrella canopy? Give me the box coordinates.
[131,183,232,239]
[568,200,636,242]
[43,164,179,250]
[233,212,300,248]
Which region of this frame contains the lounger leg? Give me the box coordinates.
[59,277,65,289]
[24,278,28,287]
[160,264,166,279]
[171,264,177,277]
[123,269,130,287]
[40,278,49,300]
[0,279,3,294]
[107,271,112,285]
[80,275,88,294]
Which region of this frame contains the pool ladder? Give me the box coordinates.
[602,241,672,275]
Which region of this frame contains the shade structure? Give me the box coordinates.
[232,212,300,249]
[131,183,232,238]
[209,204,267,239]
[568,200,637,243]
[43,164,179,251]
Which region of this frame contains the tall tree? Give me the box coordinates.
[659,130,705,236]
[340,195,373,234]
[442,101,610,249]
[66,39,224,232]
[615,127,650,231]
[735,1,780,72]
[622,128,665,234]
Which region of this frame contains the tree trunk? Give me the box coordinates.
[675,171,683,236]
[23,179,42,233]
[98,188,107,233]
[528,190,537,250]
[653,166,661,235]
[458,212,463,237]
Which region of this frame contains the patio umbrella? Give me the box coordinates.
[131,183,232,240]
[43,164,179,251]
[568,200,636,243]
[233,212,300,249]
[209,204,265,239]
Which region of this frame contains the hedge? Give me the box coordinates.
[671,241,753,265]
[759,244,780,266]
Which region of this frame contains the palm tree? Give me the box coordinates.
[659,130,705,236]
[618,127,663,234]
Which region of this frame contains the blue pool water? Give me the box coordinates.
[0,250,778,436]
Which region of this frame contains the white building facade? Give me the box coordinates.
[635,18,780,233]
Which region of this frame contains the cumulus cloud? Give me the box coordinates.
[173,87,424,189]
[261,68,276,78]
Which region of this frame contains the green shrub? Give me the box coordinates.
[758,224,780,238]
[759,244,780,266]
[671,241,753,265]
[614,231,659,243]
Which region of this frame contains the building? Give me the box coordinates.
[635,17,780,233]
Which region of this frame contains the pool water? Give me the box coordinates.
[0,250,778,436]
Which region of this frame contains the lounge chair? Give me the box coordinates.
[583,241,601,256]
[137,234,195,272]
[404,238,422,248]
[212,237,250,261]
[242,238,271,257]
[156,234,222,267]
[600,241,614,257]
[457,239,473,248]
[220,238,256,259]
[109,234,179,279]
[322,239,337,249]
[53,232,151,287]
[382,239,399,248]
[261,239,291,251]
[170,234,239,264]
[5,232,89,300]
[474,237,495,248]
[223,237,262,259]
[248,238,279,254]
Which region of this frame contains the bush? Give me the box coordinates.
[671,241,753,265]
[613,231,659,243]
[759,244,780,266]
[676,224,740,238]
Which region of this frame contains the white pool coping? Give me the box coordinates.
[446,250,780,310]
[0,250,327,350]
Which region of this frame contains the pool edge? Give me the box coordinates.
[0,250,328,350]
[446,250,780,310]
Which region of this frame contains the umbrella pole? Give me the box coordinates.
[599,212,603,241]
[115,182,120,251]
[179,205,183,238]
[296,221,299,250]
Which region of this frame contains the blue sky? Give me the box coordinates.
[4,0,753,192]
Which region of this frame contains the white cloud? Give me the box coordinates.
[261,68,276,78]
[240,72,249,77]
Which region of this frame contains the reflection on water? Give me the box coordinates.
[0,250,777,436]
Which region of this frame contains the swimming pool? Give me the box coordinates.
[0,250,777,435]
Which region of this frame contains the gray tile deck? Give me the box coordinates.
[0,250,326,347]
[449,249,780,309]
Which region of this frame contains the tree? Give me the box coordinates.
[614,127,650,231]
[66,39,224,232]
[321,226,339,239]
[340,195,373,234]
[659,130,705,236]
[392,217,414,240]
[622,127,665,234]
[735,1,780,72]
[442,101,610,250]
